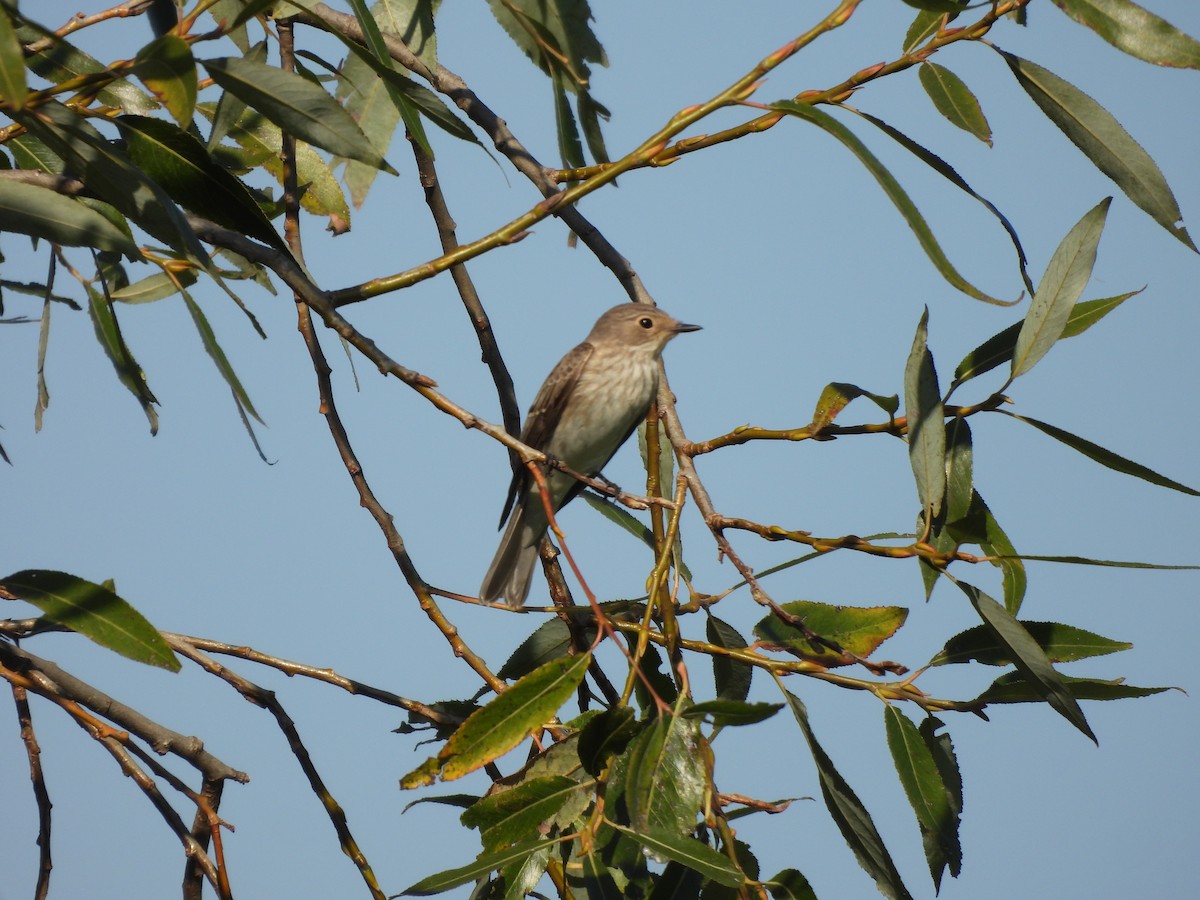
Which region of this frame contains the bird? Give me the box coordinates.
[480,303,701,607]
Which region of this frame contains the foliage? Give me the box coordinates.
[0,1,1197,899]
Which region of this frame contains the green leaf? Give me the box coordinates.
[682,700,783,727]
[1,570,180,671]
[228,0,280,29]
[1012,198,1111,378]
[203,105,351,229]
[180,289,265,433]
[649,861,704,899]
[969,490,1026,614]
[999,50,1196,252]
[497,618,579,680]
[336,32,402,207]
[400,793,480,814]
[85,283,159,434]
[571,845,624,897]
[904,9,954,53]
[991,554,1199,570]
[765,868,818,900]
[852,108,1034,295]
[205,41,266,150]
[7,135,65,174]
[632,642,678,711]
[26,36,157,115]
[956,581,1096,742]
[401,838,551,895]
[952,290,1139,386]
[780,688,914,900]
[932,620,1131,666]
[809,382,898,433]
[637,418,676,498]
[111,270,200,304]
[706,615,752,703]
[132,35,197,126]
[578,706,640,776]
[0,180,139,257]
[754,600,907,665]
[772,100,1011,304]
[553,71,586,169]
[918,717,963,890]
[343,0,433,158]
[410,652,590,784]
[486,0,607,90]
[580,490,648,544]
[461,774,583,852]
[903,0,971,11]
[918,62,991,145]
[1052,0,1200,68]
[617,714,705,835]
[13,102,206,259]
[920,418,974,598]
[336,23,477,148]
[501,845,552,899]
[116,115,286,251]
[148,0,180,35]
[611,825,744,888]
[35,284,52,431]
[202,56,397,173]
[997,410,1200,496]
[905,308,945,516]
[376,0,439,72]
[0,5,28,111]
[577,90,611,164]
[976,671,1175,704]
[884,707,961,890]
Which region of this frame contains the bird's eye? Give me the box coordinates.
[638,317,653,329]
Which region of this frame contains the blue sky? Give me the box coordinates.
[2,2,1199,898]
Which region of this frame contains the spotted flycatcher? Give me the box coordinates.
[480,304,701,607]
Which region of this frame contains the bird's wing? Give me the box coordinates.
[497,340,594,527]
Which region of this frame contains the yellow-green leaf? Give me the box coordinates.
[0,5,28,111]
[438,652,590,781]
[0,180,139,257]
[753,600,908,665]
[133,35,197,126]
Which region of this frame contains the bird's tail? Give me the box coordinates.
[480,503,540,607]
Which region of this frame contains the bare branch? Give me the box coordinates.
[168,638,386,900]
[11,683,53,900]
[0,642,245,784]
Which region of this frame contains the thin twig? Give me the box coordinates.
[169,637,386,900]
[1,659,226,894]
[304,1,869,306]
[12,683,53,900]
[551,0,1032,182]
[0,642,245,783]
[163,634,459,727]
[294,3,655,306]
[409,131,522,454]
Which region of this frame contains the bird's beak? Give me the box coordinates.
[673,322,702,334]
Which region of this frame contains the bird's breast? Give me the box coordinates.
[545,351,660,475]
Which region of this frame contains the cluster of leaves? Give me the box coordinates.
[0,0,595,449]
[2,1,1199,899]
[390,223,1189,895]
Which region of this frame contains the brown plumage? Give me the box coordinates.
[480,304,700,606]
